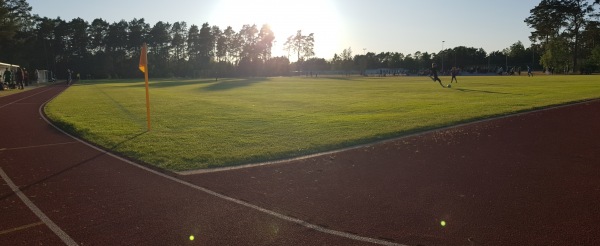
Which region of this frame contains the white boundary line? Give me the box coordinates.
[0,88,54,110]
[0,142,78,151]
[38,87,405,245]
[0,168,78,246]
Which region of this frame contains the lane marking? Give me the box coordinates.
[0,168,78,246]
[0,142,78,152]
[0,221,45,236]
[39,87,404,245]
[0,88,55,110]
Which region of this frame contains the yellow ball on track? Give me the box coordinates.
[440,221,447,227]
[189,235,195,241]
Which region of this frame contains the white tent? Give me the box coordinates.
[0,62,19,71]
[36,70,51,83]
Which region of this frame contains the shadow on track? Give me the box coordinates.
[0,131,148,201]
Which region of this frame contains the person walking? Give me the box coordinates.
[15,67,24,89]
[67,69,72,85]
[3,68,12,89]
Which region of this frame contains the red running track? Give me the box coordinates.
[1,84,599,245]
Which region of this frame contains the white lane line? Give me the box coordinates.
[0,142,78,151]
[0,88,55,110]
[0,221,45,236]
[0,168,78,246]
[39,87,404,246]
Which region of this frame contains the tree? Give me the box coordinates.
[171,21,188,61]
[340,47,353,72]
[128,18,149,55]
[508,41,526,59]
[525,0,598,71]
[212,25,225,62]
[283,30,314,61]
[187,25,200,63]
[0,0,32,33]
[31,17,57,70]
[257,24,275,61]
[52,18,69,63]
[561,0,596,69]
[222,26,235,63]
[149,21,171,54]
[524,0,565,46]
[0,0,33,62]
[540,37,570,73]
[198,23,214,64]
[170,21,188,77]
[264,56,290,76]
[238,24,258,61]
[89,18,108,54]
[68,18,89,57]
[590,45,600,66]
[106,20,128,52]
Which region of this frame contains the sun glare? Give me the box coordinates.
[210,0,341,59]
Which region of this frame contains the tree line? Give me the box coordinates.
[525,0,600,74]
[1,0,599,80]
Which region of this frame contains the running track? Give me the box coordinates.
[1,84,599,245]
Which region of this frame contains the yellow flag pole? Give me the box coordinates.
[140,43,151,131]
[144,65,151,131]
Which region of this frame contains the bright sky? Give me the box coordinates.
[28,0,540,59]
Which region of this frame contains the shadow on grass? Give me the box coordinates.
[202,78,270,91]
[117,79,216,89]
[314,76,356,81]
[148,80,216,88]
[455,88,523,95]
[94,87,148,125]
[77,79,217,89]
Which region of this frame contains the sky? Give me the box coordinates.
[27,0,541,60]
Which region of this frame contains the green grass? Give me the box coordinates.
[44,75,600,171]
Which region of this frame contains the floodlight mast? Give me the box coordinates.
[441,41,445,73]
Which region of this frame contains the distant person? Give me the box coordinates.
[527,66,533,77]
[32,69,39,84]
[67,69,72,85]
[450,67,458,83]
[429,63,446,88]
[3,68,12,89]
[23,68,29,86]
[15,67,24,89]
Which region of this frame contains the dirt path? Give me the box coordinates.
[1,84,599,245]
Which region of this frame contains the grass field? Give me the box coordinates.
[44,75,600,171]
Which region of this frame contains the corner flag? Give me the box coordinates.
[139,43,151,131]
[139,43,148,73]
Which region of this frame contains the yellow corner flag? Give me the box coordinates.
[139,43,148,73]
[140,43,151,131]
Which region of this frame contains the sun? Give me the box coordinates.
[210,0,341,59]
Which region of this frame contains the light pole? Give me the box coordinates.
[441,41,445,73]
[531,43,535,68]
